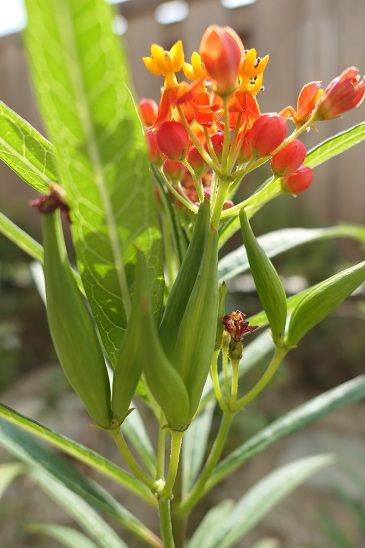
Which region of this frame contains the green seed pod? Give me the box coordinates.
[159,201,210,361]
[129,252,191,431]
[42,211,112,429]
[239,208,287,345]
[174,226,219,418]
[215,282,228,350]
[111,252,147,425]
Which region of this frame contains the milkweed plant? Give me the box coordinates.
[0,2,365,547]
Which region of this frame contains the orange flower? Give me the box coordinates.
[139,98,158,127]
[200,25,243,96]
[315,67,365,120]
[295,81,323,124]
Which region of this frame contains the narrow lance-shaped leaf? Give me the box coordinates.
[0,462,24,499]
[0,101,57,193]
[30,470,128,548]
[25,0,163,365]
[206,376,365,492]
[0,420,160,547]
[218,225,365,282]
[239,209,287,344]
[0,403,153,504]
[210,455,333,548]
[28,524,98,548]
[305,121,365,169]
[286,260,365,347]
[0,210,43,263]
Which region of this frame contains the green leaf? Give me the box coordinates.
[29,470,127,548]
[0,101,57,193]
[123,405,156,476]
[188,500,234,548]
[0,403,153,504]
[0,462,24,498]
[287,260,365,346]
[206,376,365,492]
[0,419,160,547]
[183,400,215,493]
[28,523,99,548]
[305,122,365,169]
[25,0,163,365]
[0,211,43,263]
[209,455,333,548]
[218,225,365,282]
[239,209,287,344]
[199,330,274,409]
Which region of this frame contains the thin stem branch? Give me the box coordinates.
[210,349,226,410]
[111,429,155,491]
[230,358,240,408]
[221,97,231,173]
[159,167,198,214]
[236,345,287,410]
[178,412,234,514]
[160,430,184,498]
[156,412,166,481]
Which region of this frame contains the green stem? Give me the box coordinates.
[159,167,198,214]
[160,430,184,498]
[111,429,155,491]
[178,412,234,514]
[182,160,204,202]
[177,105,221,174]
[221,177,281,220]
[222,345,230,401]
[158,499,175,548]
[221,97,231,173]
[204,126,220,165]
[236,346,287,410]
[211,179,230,229]
[210,350,226,410]
[230,358,240,408]
[156,412,166,481]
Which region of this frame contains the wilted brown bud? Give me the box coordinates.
[30,184,71,223]
[222,310,258,342]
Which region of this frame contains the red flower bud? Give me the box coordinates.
[163,159,184,183]
[187,146,206,174]
[237,133,253,163]
[156,121,190,160]
[245,113,287,156]
[271,139,307,177]
[295,81,323,124]
[139,98,158,127]
[316,67,365,120]
[207,132,225,159]
[146,130,164,165]
[200,25,243,96]
[282,166,313,194]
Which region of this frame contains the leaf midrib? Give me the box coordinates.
[53,0,131,318]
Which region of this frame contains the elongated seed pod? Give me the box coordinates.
[43,211,112,428]
[127,253,191,430]
[174,225,219,418]
[239,209,287,344]
[159,201,210,361]
[111,252,147,425]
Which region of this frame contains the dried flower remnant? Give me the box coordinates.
[223,310,258,342]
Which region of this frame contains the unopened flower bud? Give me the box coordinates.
[156,121,190,160]
[146,130,164,165]
[295,81,323,124]
[187,146,206,175]
[200,25,243,96]
[315,67,365,120]
[271,139,307,177]
[282,166,313,194]
[207,132,225,159]
[245,113,287,157]
[139,98,158,127]
[163,159,184,183]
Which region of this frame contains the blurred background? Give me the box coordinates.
[0,1,364,547]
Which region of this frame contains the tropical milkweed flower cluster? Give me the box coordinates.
[140,25,365,223]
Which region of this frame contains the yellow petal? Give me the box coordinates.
[170,40,184,71]
[143,57,164,76]
[183,62,195,81]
